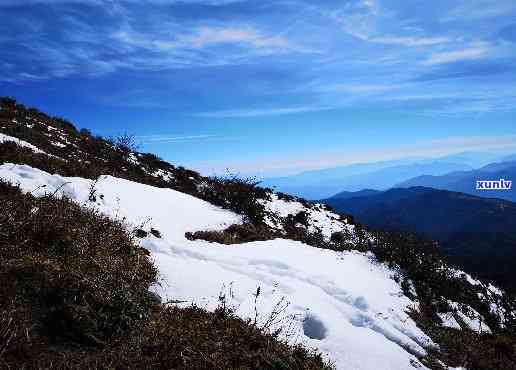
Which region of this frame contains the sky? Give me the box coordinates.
[1,0,516,177]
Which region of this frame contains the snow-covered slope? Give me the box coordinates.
[0,163,432,370]
[0,133,51,156]
[260,193,355,239]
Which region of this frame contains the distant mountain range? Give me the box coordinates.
[323,187,516,292]
[397,161,516,202]
[264,160,472,199]
[330,189,382,200]
[263,151,512,200]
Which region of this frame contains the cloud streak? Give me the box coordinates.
[113,25,296,53]
[422,43,491,65]
[1,4,311,83]
[136,134,237,144]
[442,0,516,21]
[369,35,450,47]
[193,106,332,118]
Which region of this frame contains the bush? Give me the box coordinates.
[0,180,158,363]
[88,305,333,370]
[186,223,279,244]
[79,128,92,137]
[204,175,271,224]
[115,133,138,155]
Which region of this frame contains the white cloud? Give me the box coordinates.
[422,42,490,65]
[136,134,231,144]
[194,106,331,118]
[316,83,401,94]
[359,0,379,15]
[152,26,291,50]
[185,27,289,49]
[329,2,450,48]
[423,99,516,116]
[341,30,451,47]
[112,24,307,58]
[6,19,306,82]
[369,35,450,47]
[442,0,516,21]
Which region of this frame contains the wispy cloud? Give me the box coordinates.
[315,82,402,94]
[180,27,290,49]
[422,98,516,117]
[136,134,232,144]
[327,0,451,48]
[193,106,332,118]
[1,3,310,83]
[442,0,516,21]
[369,35,450,47]
[422,42,491,65]
[114,25,295,53]
[376,86,516,116]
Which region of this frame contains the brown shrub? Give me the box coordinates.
[186,223,279,245]
[0,180,158,364]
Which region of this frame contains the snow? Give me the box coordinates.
[437,312,461,330]
[447,301,492,334]
[451,269,503,297]
[451,269,506,325]
[0,163,434,370]
[0,133,49,155]
[51,141,67,148]
[127,153,139,165]
[0,164,241,237]
[46,124,59,131]
[152,169,174,182]
[261,194,306,218]
[261,194,355,239]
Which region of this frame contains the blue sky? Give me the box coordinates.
[1,0,516,176]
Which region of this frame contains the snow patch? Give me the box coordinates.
[261,194,355,240]
[152,169,174,182]
[51,141,67,148]
[447,301,491,334]
[437,312,461,330]
[0,133,49,155]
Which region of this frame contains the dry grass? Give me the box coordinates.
[0,180,332,369]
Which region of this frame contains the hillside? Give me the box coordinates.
[397,162,516,202]
[323,187,516,292]
[1,98,516,369]
[0,178,332,369]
